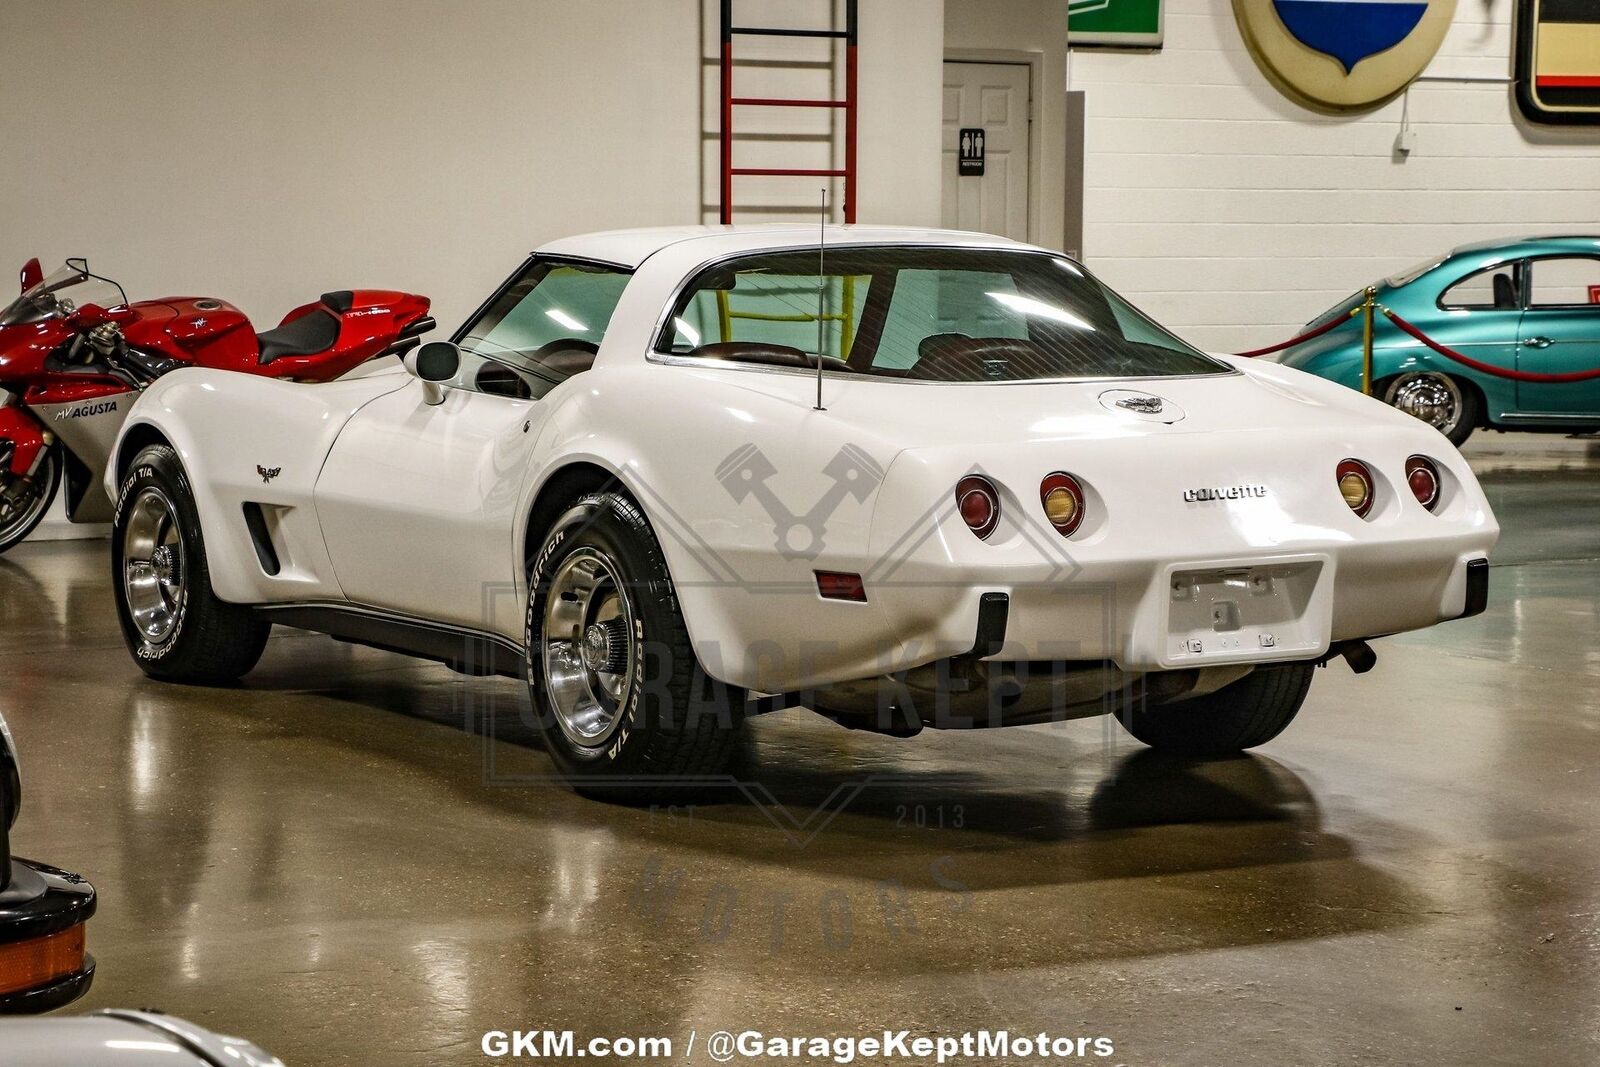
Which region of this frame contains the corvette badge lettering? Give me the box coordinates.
[1184,485,1269,502]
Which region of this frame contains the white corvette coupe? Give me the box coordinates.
[106,227,1497,798]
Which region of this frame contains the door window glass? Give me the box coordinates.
[1527,257,1600,309]
[458,260,631,398]
[1439,266,1517,310]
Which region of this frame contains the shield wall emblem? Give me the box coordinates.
[1235,0,1458,112]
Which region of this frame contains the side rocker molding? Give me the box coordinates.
[259,603,527,678]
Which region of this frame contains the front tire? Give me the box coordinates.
[0,447,62,555]
[112,444,270,683]
[526,491,742,802]
[1119,664,1314,756]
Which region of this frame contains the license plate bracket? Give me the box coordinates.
[1160,557,1331,668]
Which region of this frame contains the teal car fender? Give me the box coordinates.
[1278,316,1521,422]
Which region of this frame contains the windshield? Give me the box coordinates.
[0,258,128,327]
[656,248,1226,382]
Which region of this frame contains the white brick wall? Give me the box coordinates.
[1069,0,1600,353]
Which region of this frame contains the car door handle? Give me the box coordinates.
[1522,337,1553,349]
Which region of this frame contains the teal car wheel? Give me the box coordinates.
[1382,373,1478,446]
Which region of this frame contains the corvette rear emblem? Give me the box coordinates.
[1184,484,1269,502]
[1115,395,1164,414]
[256,465,281,483]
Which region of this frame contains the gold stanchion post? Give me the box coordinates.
[1360,286,1376,396]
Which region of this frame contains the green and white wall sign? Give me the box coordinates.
[1068,0,1164,48]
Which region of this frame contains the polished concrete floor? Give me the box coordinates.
[4,432,1598,1066]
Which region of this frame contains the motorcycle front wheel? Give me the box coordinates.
[0,447,62,555]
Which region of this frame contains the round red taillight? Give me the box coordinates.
[956,475,1000,540]
[1336,459,1374,518]
[1405,455,1441,511]
[1039,472,1085,537]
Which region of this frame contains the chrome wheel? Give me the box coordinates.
[541,548,636,750]
[0,450,60,548]
[1385,373,1462,437]
[122,487,187,645]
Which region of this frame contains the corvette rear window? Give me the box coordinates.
[656,248,1225,382]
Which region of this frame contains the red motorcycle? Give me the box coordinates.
[0,258,433,552]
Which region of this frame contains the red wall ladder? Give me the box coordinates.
[719,0,859,224]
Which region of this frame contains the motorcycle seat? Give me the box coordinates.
[257,308,340,365]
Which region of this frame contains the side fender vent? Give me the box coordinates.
[241,502,281,576]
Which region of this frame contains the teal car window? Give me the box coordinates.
[1440,265,1519,311]
[1527,257,1600,309]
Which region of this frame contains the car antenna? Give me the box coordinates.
[813,187,828,412]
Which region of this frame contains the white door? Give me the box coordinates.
[941,61,1031,242]
[315,379,539,629]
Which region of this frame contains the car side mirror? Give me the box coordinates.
[405,340,460,406]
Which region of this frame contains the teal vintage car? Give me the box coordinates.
[1278,235,1600,445]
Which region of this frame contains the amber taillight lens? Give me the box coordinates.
[956,475,1000,540]
[0,923,86,997]
[1405,455,1441,511]
[1336,459,1374,518]
[1039,472,1086,536]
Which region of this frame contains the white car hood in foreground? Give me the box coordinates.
[0,1011,282,1066]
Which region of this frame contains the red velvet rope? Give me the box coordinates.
[1234,308,1357,358]
[1381,308,1600,384]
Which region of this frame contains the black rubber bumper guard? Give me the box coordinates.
[1461,558,1490,619]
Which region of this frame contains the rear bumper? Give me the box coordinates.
[870,545,1490,675]
[0,858,97,1015]
[711,541,1492,693]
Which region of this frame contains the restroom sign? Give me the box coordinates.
[958,128,985,176]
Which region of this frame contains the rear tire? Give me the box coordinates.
[1119,664,1314,756]
[526,491,742,803]
[1383,372,1478,447]
[112,445,269,683]
[0,448,62,555]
